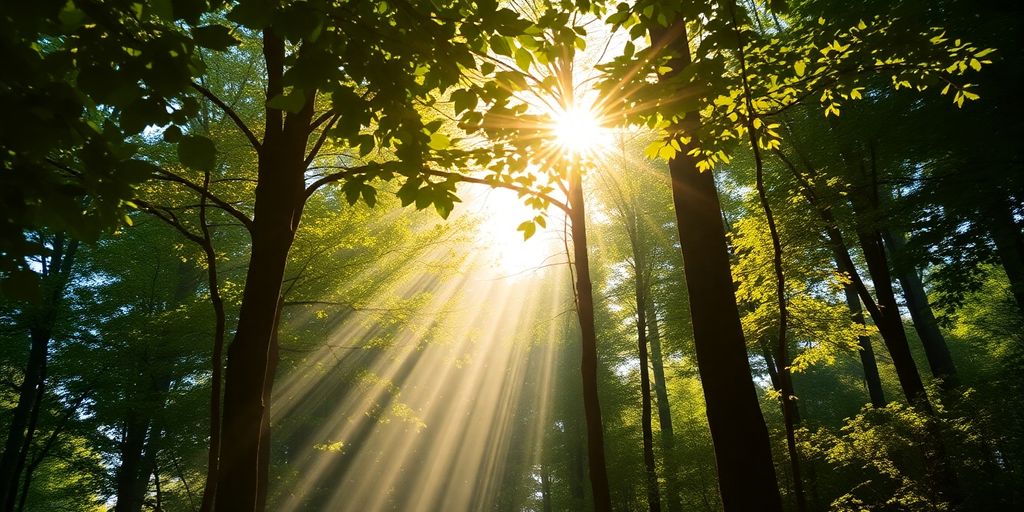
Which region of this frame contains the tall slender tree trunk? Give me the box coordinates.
[835,257,887,408]
[987,197,1024,315]
[199,156,226,512]
[0,335,47,510]
[856,227,932,405]
[647,305,682,512]
[653,19,782,512]
[882,229,958,387]
[115,413,152,512]
[632,266,662,512]
[540,463,552,512]
[214,29,312,511]
[857,224,962,503]
[0,236,76,511]
[16,390,91,512]
[567,163,612,512]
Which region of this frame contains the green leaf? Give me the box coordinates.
[515,47,533,71]
[794,60,806,77]
[192,25,240,51]
[490,35,512,57]
[267,89,306,113]
[428,133,450,150]
[517,220,536,240]
[58,0,87,28]
[178,135,217,171]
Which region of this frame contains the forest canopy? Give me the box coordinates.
[1,0,1021,511]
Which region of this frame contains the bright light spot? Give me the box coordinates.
[552,104,611,157]
[471,189,563,279]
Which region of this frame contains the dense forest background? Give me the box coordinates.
[1,0,1021,511]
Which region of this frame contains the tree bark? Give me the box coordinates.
[987,197,1024,315]
[115,413,151,512]
[567,163,612,512]
[0,236,76,512]
[835,259,887,408]
[647,304,682,512]
[214,29,312,511]
[540,463,552,512]
[632,258,662,512]
[653,19,782,512]
[882,229,958,387]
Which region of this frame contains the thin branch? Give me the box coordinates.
[305,113,341,166]
[191,81,262,151]
[154,170,254,232]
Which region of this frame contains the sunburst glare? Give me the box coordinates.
[552,103,612,157]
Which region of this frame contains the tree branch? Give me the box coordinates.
[154,170,254,232]
[191,82,262,151]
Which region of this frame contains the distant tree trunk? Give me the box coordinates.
[15,390,91,512]
[621,206,662,512]
[856,226,932,405]
[567,162,612,512]
[199,168,226,512]
[115,413,152,512]
[568,430,586,511]
[0,332,48,510]
[882,229,958,387]
[834,255,887,408]
[215,29,313,511]
[654,19,782,512]
[633,269,662,512]
[856,224,962,503]
[987,197,1024,315]
[647,305,682,512]
[540,463,552,512]
[0,236,76,512]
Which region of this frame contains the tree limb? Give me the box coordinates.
[191,82,262,151]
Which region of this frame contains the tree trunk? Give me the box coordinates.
[988,197,1024,315]
[199,166,227,512]
[656,19,782,512]
[115,413,151,512]
[214,29,312,511]
[16,390,90,512]
[835,259,887,408]
[856,228,932,405]
[647,304,682,512]
[633,268,662,512]
[882,229,958,387]
[567,163,612,512]
[0,236,76,511]
[256,300,282,511]
[540,463,552,512]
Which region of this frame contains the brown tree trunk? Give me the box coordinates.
[214,29,312,511]
[856,228,932,405]
[199,163,227,512]
[567,163,612,512]
[647,304,682,512]
[988,197,1024,315]
[654,19,782,512]
[115,414,151,512]
[540,463,552,512]
[882,229,958,387]
[0,236,76,511]
[632,264,662,512]
[835,258,887,408]
[665,93,782,512]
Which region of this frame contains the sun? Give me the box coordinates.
[552,104,611,157]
